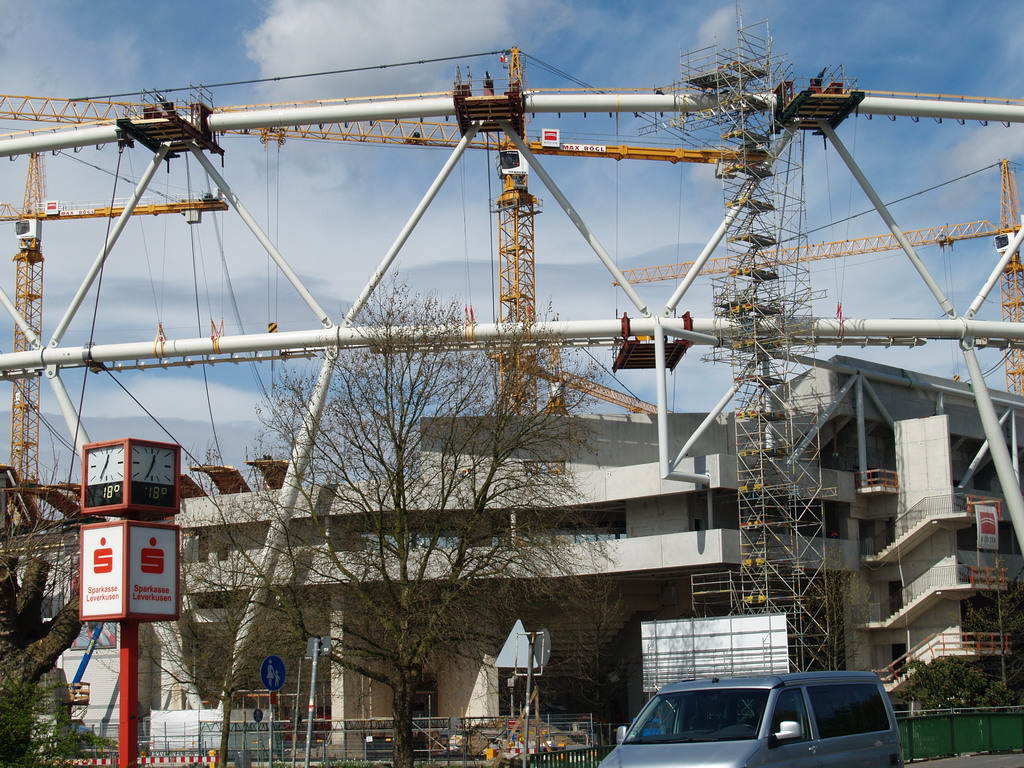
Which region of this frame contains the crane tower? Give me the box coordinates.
[11,154,45,488]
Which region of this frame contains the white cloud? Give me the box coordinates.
[698,6,740,48]
[242,0,568,101]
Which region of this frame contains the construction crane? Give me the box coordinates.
[1,152,227,516]
[619,159,1024,392]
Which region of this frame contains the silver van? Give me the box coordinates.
[602,671,902,768]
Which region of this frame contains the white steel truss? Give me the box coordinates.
[3,82,1024,682]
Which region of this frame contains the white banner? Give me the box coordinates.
[976,503,999,551]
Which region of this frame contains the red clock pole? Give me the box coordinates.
[119,617,140,768]
[80,438,182,768]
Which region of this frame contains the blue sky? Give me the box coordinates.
[1,0,1023,482]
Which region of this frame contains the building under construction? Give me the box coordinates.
[56,350,1017,727]
[0,17,1018,750]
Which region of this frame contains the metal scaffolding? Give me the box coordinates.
[685,22,837,671]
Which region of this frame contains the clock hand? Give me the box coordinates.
[101,453,110,479]
[146,453,157,479]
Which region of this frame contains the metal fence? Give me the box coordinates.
[530,745,615,768]
[70,713,599,765]
[899,709,1024,762]
[88,711,1024,766]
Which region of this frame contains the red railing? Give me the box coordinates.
[855,469,898,492]
[877,631,1009,683]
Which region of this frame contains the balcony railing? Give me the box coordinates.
[856,468,898,494]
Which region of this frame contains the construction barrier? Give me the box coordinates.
[70,757,216,767]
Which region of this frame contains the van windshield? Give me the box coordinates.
[624,688,769,743]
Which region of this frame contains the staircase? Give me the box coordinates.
[876,631,1009,692]
[863,493,1001,563]
[864,564,1006,629]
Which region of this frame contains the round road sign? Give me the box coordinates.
[260,654,286,692]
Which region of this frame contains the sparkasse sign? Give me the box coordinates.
[80,520,180,621]
[80,523,125,619]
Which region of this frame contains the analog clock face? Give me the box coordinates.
[86,445,125,485]
[131,444,176,484]
[84,444,126,508]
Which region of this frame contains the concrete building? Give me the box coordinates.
[59,353,1018,727]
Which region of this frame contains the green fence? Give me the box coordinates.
[899,711,1024,761]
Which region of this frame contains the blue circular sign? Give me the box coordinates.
[260,655,286,692]
[253,708,264,723]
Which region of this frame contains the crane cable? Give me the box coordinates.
[126,149,166,324]
[67,146,126,485]
[792,162,1002,246]
[181,152,225,463]
[72,50,510,102]
[487,145,497,323]
[522,52,686,141]
[582,347,650,407]
[99,369,204,468]
[209,184,271,402]
[459,150,474,312]
[78,149,221,471]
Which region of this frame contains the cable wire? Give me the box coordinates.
[73,50,509,101]
[100,369,203,467]
[68,146,125,484]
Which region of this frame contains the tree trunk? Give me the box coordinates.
[391,674,419,768]
[0,555,82,688]
[219,689,234,767]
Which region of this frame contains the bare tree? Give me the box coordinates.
[0,517,81,688]
[257,286,602,768]
[166,502,313,766]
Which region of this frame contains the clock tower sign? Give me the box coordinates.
[79,438,183,768]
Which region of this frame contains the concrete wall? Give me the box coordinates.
[572,413,733,471]
[896,415,953,510]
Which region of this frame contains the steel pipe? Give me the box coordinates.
[49,143,170,347]
[3,315,1024,377]
[859,96,1024,123]
[5,92,1024,160]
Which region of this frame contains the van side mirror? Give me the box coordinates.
[616,726,627,744]
[772,720,802,743]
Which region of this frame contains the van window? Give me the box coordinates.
[807,683,890,739]
[770,688,810,742]
[625,688,769,743]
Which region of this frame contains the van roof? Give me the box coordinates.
[656,671,881,694]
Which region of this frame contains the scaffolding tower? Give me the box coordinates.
[682,22,839,672]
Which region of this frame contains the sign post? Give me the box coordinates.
[303,637,331,768]
[79,439,181,768]
[496,620,550,767]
